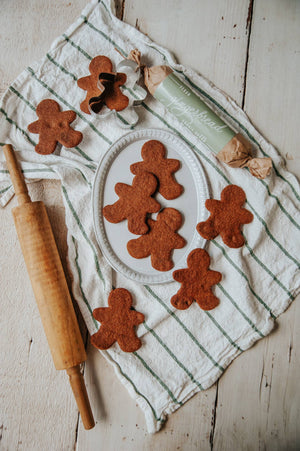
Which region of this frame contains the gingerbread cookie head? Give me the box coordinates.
[157,207,183,231]
[130,140,183,200]
[171,248,222,311]
[27,99,82,155]
[77,55,129,115]
[103,172,161,235]
[90,288,145,352]
[90,55,112,75]
[197,185,253,248]
[127,207,186,271]
[221,184,246,205]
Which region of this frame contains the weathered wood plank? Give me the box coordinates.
[77,343,215,451]
[0,1,87,449]
[0,182,80,451]
[244,0,300,171]
[212,301,300,451]
[212,0,300,449]
[0,0,87,95]
[121,0,252,105]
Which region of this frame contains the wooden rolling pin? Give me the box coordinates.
[3,144,95,430]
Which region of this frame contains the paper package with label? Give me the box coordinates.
[144,64,272,179]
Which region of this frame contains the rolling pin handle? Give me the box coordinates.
[2,144,31,205]
[66,365,95,430]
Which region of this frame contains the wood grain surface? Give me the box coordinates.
[0,1,299,450]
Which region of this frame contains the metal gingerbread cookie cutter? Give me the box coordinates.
[88,59,147,128]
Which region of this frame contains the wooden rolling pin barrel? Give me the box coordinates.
[2,144,95,430]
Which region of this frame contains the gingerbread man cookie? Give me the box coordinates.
[197,185,254,248]
[27,99,83,155]
[130,140,183,200]
[171,248,222,310]
[91,288,145,353]
[103,172,161,235]
[77,55,129,114]
[127,208,186,271]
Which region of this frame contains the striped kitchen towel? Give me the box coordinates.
[0,0,299,433]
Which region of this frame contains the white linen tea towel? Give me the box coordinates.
[0,0,299,433]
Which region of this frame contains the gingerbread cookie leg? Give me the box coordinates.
[195,292,220,311]
[127,235,151,259]
[196,217,218,240]
[118,332,142,353]
[90,327,116,350]
[221,224,246,248]
[170,291,193,310]
[127,214,150,237]
[58,110,83,148]
[36,133,57,155]
[151,244,184,272]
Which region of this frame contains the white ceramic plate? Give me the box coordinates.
[92,128,209,284]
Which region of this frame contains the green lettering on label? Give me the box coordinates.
[154,73,235,153]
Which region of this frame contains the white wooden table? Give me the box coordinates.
[1,1,299,449]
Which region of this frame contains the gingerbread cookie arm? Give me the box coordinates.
[103,201,127,224]
[240,208,254,224]
[131,311,145,326]
[92,307,111,323]
[60,110,77,123]
[205,269,222,286]
[165,159,181,172]
[172,233,186,249]
[27,120,41,134]
[103,183,132,223]
[59,129,83,149]
[205,199,220,212]
[77,75,93,90]
[130,161,144,174]
[114,182,132,198]
[173,268,190,283]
